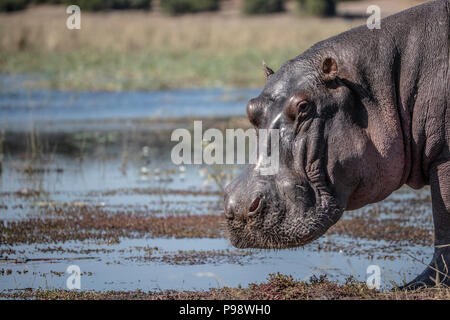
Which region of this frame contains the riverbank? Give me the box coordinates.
[0,3,381,91]
[0,1,427,91]
[1,273,449,300]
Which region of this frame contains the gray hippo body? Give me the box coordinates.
[224,0,449,288]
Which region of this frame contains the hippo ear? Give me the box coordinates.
[321,57,338,82]
[262,61,274,79]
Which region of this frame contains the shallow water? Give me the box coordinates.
[0,77,435,293]
[0,237,430,292]
[0,75,258,131]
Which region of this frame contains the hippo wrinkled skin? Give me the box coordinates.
[224,0,450,289]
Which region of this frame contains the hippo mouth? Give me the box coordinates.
[225,185,343,249]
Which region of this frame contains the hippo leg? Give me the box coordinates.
[404,159,450,289]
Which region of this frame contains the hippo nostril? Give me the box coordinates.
[224,197,235,220]
[248,197,262,215]
[225,209,234,220]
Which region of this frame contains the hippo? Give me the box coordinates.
[224,0,449,289]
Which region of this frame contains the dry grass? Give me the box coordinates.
[0,0,428,52]
[0,5,357,90]
[0,5,360,53]
[0,0,427,90]
[1,273,449,300]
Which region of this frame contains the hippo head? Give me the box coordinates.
[224,50,393,249]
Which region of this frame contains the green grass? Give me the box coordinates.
[0,47,301,91]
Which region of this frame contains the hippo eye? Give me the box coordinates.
[285,99,309,122]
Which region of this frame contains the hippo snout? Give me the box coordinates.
[224,165,343,249]
[224,173,266,223]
